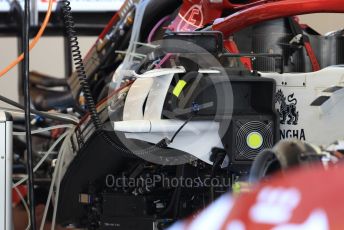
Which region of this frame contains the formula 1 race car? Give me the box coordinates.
[3,0,344,229]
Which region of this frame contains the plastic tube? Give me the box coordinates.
[13,130,71,188]
[39,129,73,230]
[155,53,173,69]
[13,124,75,136]
[147,15,170,43]
[134,41,159,48]
[0,0,53,77]
[0,95,79,125]
[13,186,31,230]
[115,50,147,59]
[121,0,151,77]
[50,136,67,230]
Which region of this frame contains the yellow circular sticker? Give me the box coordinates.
[247,132,263,149]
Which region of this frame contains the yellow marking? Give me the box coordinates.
[173,80,187,97]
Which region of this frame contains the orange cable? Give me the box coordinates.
[0,0,53,77]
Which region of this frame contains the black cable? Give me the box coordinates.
[153,115,195,150]
[0,95,78,125]
[173,165,184,218]
[159,165,185,217]
[209,149,226,202]
[170,114,194,143]
[61,0,102,130]
[22,0,36,228]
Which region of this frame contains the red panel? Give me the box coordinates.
[213,0,344,37]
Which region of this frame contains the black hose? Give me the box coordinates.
[248,149,277,183]
[61,0,102,130]
[61,0,181,157]
[22,0,36,227]
[0,95,78,125]
[159,165,185,217]
[173,165,184,218]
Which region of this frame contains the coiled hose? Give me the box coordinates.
[61,0,102,129]
[61,0,172,157]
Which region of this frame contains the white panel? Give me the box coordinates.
[123,78,154,120]
[262,66,344,146]
[283,75,307,87]
[0,122,6,230]
[132,67,185,78]
[144,74,174,120]
[114,120,219,133]
[125,121,223,164]
[0,112,12,230]
[5,120,12,230]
